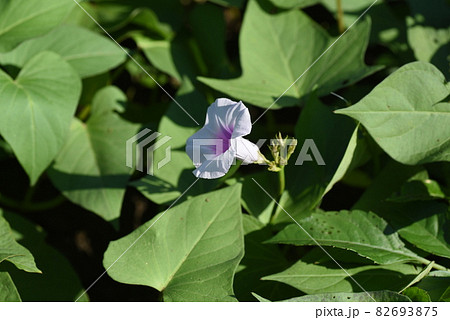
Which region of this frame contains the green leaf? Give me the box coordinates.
[0,0,75,52]
[189,4,230,77]
[263,260,419,294]
[0,25,126,78]
[381,201,450,259]
[402,287,431,302]
[407,23,450,78]
[0,209,40,273]
[268,210,424,265]
[0,51,81,185]
[269,0,322,9]
[353,159,423,211]
[387,178,447,202]
[406,0,450,29]
[129,8,174,40]
[135,35,185,82]
[199,0,380,109]
[282,290,411,302]
[0,272,21,302]
[104,185,244,301]
[48,86,139,223]
[237,172,278,224]
[416,271,450,301]
[440,286,450,302]
[400,261,434,293]
[323,125,359,195]
[252,292,271,302]
[234,215,301,301]
[207,0,244,7]
[1,211,88,301]
[335,62,450,165]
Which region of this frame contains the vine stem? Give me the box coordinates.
[0,192,65,212]
[336,0,345,34]
[278,166,285,197]
[416,257,448,271]
[269,167,286,224]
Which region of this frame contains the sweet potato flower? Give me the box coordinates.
[186,98,263,179]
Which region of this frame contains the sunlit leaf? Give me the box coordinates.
[0,52,81,185]
[336,62,450,165]
[0,0,75,52]
[268,210,424,265]
[199,0,380,109]
[0,25,126,78]
[104,185,244,301]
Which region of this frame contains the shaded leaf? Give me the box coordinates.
[2,211,88,301]
[416,270,450,301]
[381,201,450,259]
[407,22,450,78]
[48,86,140,223]
[234,215,301,301]
[402,287,431,302]
[263,260,419,294]
[0,209,40,273]
[271,97,356,224]
[131,79,218,205]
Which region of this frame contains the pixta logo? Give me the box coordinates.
[126,128,172,175]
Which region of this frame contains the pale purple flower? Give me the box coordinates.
[186,98,262,179]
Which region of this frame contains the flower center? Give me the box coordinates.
[215,127,232,155]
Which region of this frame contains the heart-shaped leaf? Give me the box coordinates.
[0,25,126,78]
[335,62,450,165]
[48,86,140,223]
[104,184,244,301]
[0,0,75,52]
[199,0,380,109]
[0,51,81,185]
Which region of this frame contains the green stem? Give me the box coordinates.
[336,0,345,34]
[0,192,65,212]
[77,104,91,122]
[416,257,448,271]
[269,167,286,224]
[278,166,285,196]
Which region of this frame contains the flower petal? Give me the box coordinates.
[205,98,252,139]
[232,137,262,164]
[186,127,222,168]
[192,149,236,179]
